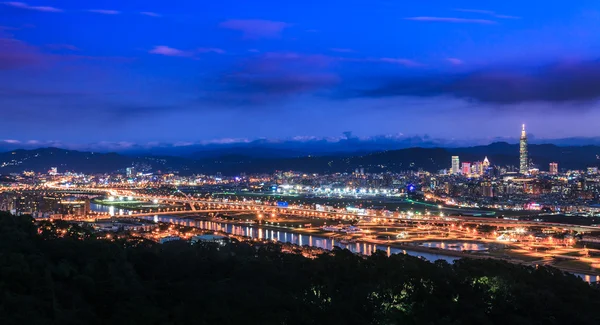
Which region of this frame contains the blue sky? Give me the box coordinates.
[2,0,600,148]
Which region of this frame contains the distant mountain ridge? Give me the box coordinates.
[1,143,599,175]
[5,135,600,158]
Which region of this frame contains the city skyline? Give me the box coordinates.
[3,1,600,144]
[3,2,600,322]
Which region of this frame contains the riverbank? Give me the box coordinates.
[173,214,600,278]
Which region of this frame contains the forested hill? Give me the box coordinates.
[1,143,600,175]
[1,212,600,325]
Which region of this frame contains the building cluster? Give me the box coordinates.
[1,125,599,216]
[0,191,91,218]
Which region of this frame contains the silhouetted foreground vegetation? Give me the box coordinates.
[1,212,599,325]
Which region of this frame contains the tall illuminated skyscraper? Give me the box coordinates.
[549,162,558,175]
[462,162,471,175]
[451,156,460,174]
[519,124,528,174]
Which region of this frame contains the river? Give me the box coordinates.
[91,202,599,283]
[142,215,459,263]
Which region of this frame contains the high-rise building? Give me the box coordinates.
[549,162,558,175]
[472,161,483,175]
[482,156,490,171]
[126,167,135,177]
[519,124,528,175]
[462,162,471,175]
[451,156,460,174]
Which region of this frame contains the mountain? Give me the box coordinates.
[1,143,599,175]
[0,148,194,174]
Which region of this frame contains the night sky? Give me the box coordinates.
[2,0,600,149]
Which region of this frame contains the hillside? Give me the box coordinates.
[1,143,599,175]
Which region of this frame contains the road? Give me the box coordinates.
[51,185,600,231]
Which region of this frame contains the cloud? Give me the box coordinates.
[446,58,464,65]
[0,37,45,69]
[455,9,520,19]
[197,48,226,54]
[87,9,120,15]
[46,44,79,51]
[339,57,422,67]
[330,48,354,53]
[2,1,62,12]
[405,17,496,24]
[349,59,600,105]
[140,11,160,17]
[149,46,193,57]
[208,52,339,104]
[219,19,290,39]
[0,34,133,70]
[376,58,422,67]
[149,46,225,57]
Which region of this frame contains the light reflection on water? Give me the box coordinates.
[420,241,488,252]
[141,215,599,284]
[143,215,458,263]
[90,203,128,216]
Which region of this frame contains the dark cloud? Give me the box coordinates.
[206,52,340,105]
[404,17,496,24]
[0,37,45,69]
[219,19,290,39]
[351,60,600,105]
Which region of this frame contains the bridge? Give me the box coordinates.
[48,185,600,231]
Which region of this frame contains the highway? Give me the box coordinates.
[52,185,600,231]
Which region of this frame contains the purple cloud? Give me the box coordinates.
[446,58,464,65]
[197,48,226,54]
[210,52,339,104]
[149,46,226,57]
[87,9,120,15]
[405,17,496,24]
[149,46,193,57]
[377,58,422,67]
[0,37,44,69]
[220,19,290,39]
[351,60,600,105]
[140,11,160,17]
[2,1,62,12]
[330,48,354,53]
[46,44,79,51]
[455,9,521,19]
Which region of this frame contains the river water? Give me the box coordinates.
[90,203,128,216]
[142,215,459,263]
[90,202,599,283]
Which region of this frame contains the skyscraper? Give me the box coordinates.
[482,156,490,170]
[549,162,558,175]
[462,162,471,175]
[451,156,460,174]
[519,124,528,175]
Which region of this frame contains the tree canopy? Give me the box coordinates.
[1,211,599,325]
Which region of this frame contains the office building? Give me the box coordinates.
[451,156,460,174]
[520,124,528,174]
[462,162,471,175]
[549,163,558,175]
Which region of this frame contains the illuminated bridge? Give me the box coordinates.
[49,185,600,232]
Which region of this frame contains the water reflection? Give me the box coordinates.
[420,241,488,252]
[140,215,600,284]
[90,203,129,216]
[143,215,458,263]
